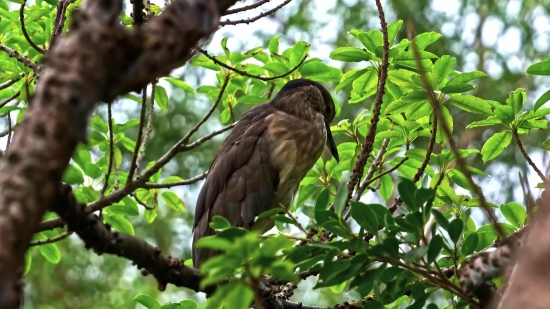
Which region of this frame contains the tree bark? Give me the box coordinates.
[0,0,238,307]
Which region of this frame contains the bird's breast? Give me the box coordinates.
[266,112,327,206]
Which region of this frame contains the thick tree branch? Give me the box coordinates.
[0,0,239,307]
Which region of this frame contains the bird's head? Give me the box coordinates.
[270,78,339,162]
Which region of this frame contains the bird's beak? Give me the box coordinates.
[325,122,339,163]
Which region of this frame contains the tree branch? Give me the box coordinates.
[512,127,547,182]
[220,0,291,26]
[222,0,270,15]
[0,0,239,307]
[20,0,45,54]
[0,43,39,72]
[346,0,389,206]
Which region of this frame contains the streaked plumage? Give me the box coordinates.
[192,78,339,268]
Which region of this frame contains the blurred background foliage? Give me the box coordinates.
[21,0,550,308]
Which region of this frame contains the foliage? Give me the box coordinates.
[0,0,549,308]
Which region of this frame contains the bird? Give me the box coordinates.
[192,78,339,269]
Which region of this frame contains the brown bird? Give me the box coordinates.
[192,78,339,268]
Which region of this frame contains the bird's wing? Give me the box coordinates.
[192,104,279,267]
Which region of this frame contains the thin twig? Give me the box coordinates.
[50,0,73,47]
[130,192,155,210]
[353,138,390,201]
[346,0,389,202]
[512,128,547,182]
[6,112,11,150]
[412,114,437,183]
[179,123,235,151]
[179,73,231,145]
[0,91,21,109]
[220,0,291,26]
[407,18,504,238]
[20,0,45,54]
[0,123,18,137]
[0,74,23,91]
[128,86,148,182]
[135,82,156,177]
[30,230,73,246]
[132,0,145,26]
[223,0,270,15]
[142,171,207,189]
[0,43,39,72]
[100,103,115,198]
[196,48,306,81]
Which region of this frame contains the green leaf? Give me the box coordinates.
[397,178,419,211]
[394,50,439,60]
[333,183,348,216]
[448,218,464,243]
[461,233,478,256]
[384,91,428,115]
[534,89,550,111]
[154,85,169,111]
[436,106,453,144]
[329,47,370,62]
[210,215,231,230]
[299,60,342,82]
[412,32,442,50]
[179,300,198,309]
[387,19,403,44]
[268,36,280,54]
[350,29,382,52]
[440,83,475,94]
[427,235,443,263]
[108,198,140,217]
[431,209,449,230]
[350,70,377,102]
[336,68,369,93]
[289,41,310,67]
[506,88,525,114]
[220,37,230,58]
[134,294,161,309]
[189,53,221,71]
[23,250,31,275]
[403,246,428,264]
[448,95,493,115]
[104,215,135,235]
[38,243,61,264]
[90,115,108,133]
[519,108,550,121]
[62,164,84,185]
[481,130,512,163]
[526,59,550,76]
[225,281,254,309]
[466,117,502,129]
[238,95,269,105]
[432,55,455,88]
[161,191,185,212]
[379,173,393,202]
[446,71,487,85]
[84,162,102,179]
[165,77,195,94]
[315,188,330,211]
[264,62,289,75]
[500,202,527,228]
[350,201,379,235]
[72,144,92,169]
